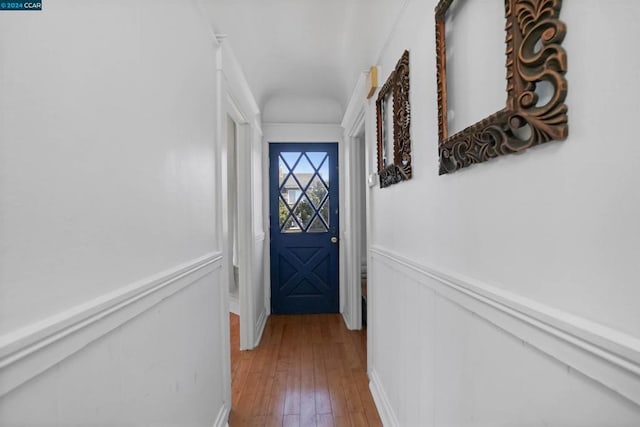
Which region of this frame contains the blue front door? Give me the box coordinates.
[269,143,339,314]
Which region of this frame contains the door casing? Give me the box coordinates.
[262,124,346,318]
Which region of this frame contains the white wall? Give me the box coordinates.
[262,96,344,124]
[0,1,229,425]
[362,0,640,425]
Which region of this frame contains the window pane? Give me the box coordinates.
[279,152,301,186]
[307,176,327,209]
[280,175,301,207]
[308,216,328,233]
[277,149,331,234]
[306,152,327,170]
[279,198,297,232]
[317,155,329,184]
[293,196,314,231]
[319,200,330,227]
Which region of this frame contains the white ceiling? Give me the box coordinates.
[207,0,406,123]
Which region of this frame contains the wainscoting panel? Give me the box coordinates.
[368,246,640,426]
[0,252,223,397]
[0,253,228,426]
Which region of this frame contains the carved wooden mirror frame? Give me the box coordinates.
[435,0,568,175]
[376,50,411,188]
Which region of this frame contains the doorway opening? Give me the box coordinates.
[354,130,368,328]
[268,143,340,314]
[227,115,241,316]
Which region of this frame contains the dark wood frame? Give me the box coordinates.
[376,50,411,188]
[435,0,568,175]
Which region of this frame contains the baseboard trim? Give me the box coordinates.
[369,369,400,427]
[341,311,358,331]
[228,294,240,315]
[370,246,640,405]
[254,309,268,348]
[212,402,230,427]
[0,252,223,397]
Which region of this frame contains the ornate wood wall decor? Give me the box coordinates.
[376,50,411,188]
[435,0,568,175]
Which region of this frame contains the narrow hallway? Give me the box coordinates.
[229,314,382,427]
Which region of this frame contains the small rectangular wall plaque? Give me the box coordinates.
[366,66,378,99]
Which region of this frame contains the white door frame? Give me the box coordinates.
[223,93,252,349]
[216,35,263,351]
[261,124,344,317]
[340,71,375,331]
[345,112,366,330]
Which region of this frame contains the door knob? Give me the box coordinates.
[330,236,338,244]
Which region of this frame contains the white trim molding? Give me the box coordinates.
[370,246,640,406]
[0,252,223,397]
[341,72,368,131]
[217,37,263,351]
[340,73,369,331]
[254,310,268,348]
[212,402,231,427]
[216,36,260,121]
[369,369,400,427]
[228,294,240,315]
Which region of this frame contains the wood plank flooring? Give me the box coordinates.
[229,314,382,427]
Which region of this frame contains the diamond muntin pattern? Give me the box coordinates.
[278,151,331,233]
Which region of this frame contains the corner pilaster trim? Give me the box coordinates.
[0,252,223,397]
[369,369,400,427]
[370,246,640,405]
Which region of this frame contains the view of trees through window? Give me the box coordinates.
[279,179,329,232]
[278,151,331,233]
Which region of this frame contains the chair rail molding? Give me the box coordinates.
[370,246,640,406]
[0,252,223,397]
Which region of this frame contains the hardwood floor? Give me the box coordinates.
[229,314,382,427]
